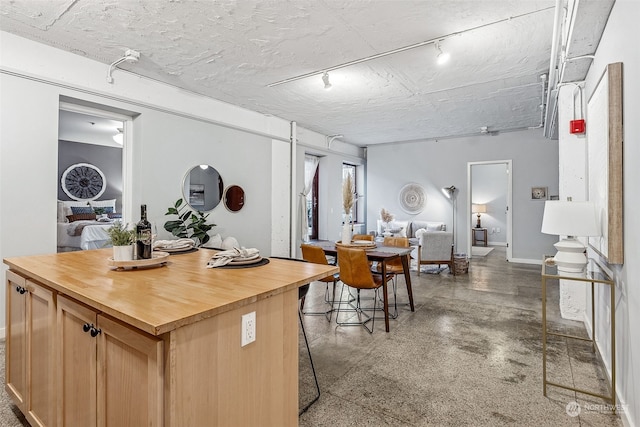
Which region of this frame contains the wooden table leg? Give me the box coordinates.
[401,255,415,312]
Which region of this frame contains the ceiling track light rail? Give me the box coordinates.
[267,6,554,87]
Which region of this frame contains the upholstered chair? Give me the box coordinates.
[374,236,409,317]
[417,231,454,275]
[335,246,393,333]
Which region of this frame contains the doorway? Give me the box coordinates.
[467,160,512,261]
[57,102,133,251]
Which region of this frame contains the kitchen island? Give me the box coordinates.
[4,248,338,427]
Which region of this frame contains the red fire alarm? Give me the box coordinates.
[570,119,586,134]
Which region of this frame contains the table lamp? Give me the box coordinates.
[472,204,487,228]
[541,200,599,272]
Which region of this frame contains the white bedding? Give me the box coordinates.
[57,221,112,251]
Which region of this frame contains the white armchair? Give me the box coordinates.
[417,231,454,275]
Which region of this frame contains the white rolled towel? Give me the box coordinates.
[153,238,195,250]
[207,247,259,268]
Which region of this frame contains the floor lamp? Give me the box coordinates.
[442,185,457,251]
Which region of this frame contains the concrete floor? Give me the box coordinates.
[298,247,622,426]
[0,247,622,426]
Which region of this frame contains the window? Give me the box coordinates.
[342,163,357,222]
[305,156,319,240]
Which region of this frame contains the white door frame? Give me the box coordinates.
[466,160,513,261]
[58,102,134,222]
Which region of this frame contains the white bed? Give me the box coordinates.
[57,199,118,251]
[57,221,112,251]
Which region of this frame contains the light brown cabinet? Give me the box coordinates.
[57,296,164,427]
[5,270,56,427]
[5,248,338,426]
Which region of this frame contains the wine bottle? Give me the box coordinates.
[136,204,152,259]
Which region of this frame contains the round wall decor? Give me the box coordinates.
[61,162,106,200]
[398,183,426,214]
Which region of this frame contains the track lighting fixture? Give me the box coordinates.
[435,41,450,65]
[322,72,332,90]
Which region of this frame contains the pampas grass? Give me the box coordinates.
[342,173,354,216]
[380,208,394,223]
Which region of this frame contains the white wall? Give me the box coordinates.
[564,1,639,424]
[0,32,364,336]
[366,130,559,262]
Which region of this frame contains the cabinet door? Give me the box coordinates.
[96,314,163,427]
[25,280,56,427]
[5,271,27,409]
[57,296,97,427]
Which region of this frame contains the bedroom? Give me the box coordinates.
[56,107,124,252]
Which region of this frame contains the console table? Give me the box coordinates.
[541,255,615,408]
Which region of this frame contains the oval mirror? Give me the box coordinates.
[224,185,245,212]
[182,165,224,211]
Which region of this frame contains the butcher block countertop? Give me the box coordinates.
[4,248,338,336]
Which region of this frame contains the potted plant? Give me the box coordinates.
[164,198,215,246]
[106,221,136,261]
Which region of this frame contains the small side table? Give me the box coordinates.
[541,256,616,410]
[472,228,487,246]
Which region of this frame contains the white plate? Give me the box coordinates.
[352,240,373,244]
[160,245,194,253]
[229,255,263,265]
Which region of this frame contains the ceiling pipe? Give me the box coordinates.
[326,134,343,148]
[543,0,564,139]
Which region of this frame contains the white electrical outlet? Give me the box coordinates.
[241,311,256,347]
[496,227,501,233]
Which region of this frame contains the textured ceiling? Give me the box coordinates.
[0,0,609,146]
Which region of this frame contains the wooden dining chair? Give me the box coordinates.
[352,234,374,241]
[300,244,341,321]
[373,236,409,318]
[335,246,394,333]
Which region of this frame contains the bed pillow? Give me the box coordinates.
[89,199,117,210]
[70,206,94,215]
[67,213,97,222]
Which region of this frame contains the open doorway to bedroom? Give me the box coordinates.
[56,102,130,252]
[467,160,513,261]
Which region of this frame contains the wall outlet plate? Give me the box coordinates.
[241,311,256,347]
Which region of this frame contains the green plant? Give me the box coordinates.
[105,221,135,246]
[164,198,215,246]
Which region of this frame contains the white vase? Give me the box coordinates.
[341,223,352,245]
[113,245,134,261]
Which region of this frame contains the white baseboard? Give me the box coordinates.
[509,257,542,265]
[488,242,508,247]
[0,327,5,340]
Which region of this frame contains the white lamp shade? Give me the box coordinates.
[541,201,600,272]
[541,201,599,237]
[472,204,487,214]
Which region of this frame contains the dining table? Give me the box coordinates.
[309,240,415,332]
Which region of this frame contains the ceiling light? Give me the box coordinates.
[435,41,450,65]
[112,128,123,144]
[322,72,332,90]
